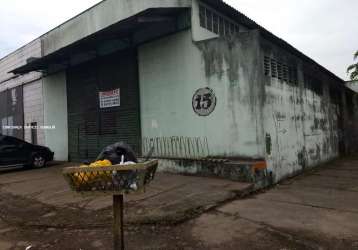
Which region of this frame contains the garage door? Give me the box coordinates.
[0,86,24,139]
[67,49,141,162]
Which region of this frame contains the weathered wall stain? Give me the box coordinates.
[259,34,358,182]
[196,36,238,83]
[297,147,308,169]
[195,30,266,157]
[265,133,272,155]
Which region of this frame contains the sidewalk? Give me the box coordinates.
[0,163,252,226]
[190,156,358,249]
[0,162,254,249]
[1,157,357,249]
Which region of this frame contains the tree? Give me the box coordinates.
[347,51,358,80]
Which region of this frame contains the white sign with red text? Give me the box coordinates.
[99,89,120,108]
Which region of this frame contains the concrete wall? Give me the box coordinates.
[139,29,264,158]
[139,26,358,182]
[23,80,45,145]
[43,72,68,161]
[260,38,344,181]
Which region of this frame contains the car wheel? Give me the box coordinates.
[32,155,46,168]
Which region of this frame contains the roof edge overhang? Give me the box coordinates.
[11,7,190,75]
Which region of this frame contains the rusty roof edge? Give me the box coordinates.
[201,0,346,85]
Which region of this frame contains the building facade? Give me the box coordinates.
[2,0,358,182]
[0,39,44,144]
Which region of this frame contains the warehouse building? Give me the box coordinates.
[2,0,358,183]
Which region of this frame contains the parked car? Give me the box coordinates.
[0,135,54,168]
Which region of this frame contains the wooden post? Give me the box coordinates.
[113,194,124,250]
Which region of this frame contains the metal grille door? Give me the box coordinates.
[67,49,141,162]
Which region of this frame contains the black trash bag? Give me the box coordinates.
[96,142,138,165]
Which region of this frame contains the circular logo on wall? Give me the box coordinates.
[192,87,217,116]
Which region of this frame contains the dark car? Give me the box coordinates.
[0,135,54,168]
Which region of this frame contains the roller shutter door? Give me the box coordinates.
[67,49,141,162]
[0,86,24,139]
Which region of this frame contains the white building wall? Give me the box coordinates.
[139,13,345,182]
[263,71,340,182]
[43,72,68,161]
[139,29,264,158]
[23,80,45,145]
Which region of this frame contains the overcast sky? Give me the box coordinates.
[0,0,357,80]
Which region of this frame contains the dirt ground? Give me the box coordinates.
[0,156,358,250]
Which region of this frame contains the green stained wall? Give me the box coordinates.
[138,29,265,158]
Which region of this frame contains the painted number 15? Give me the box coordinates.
[194,93,212,110]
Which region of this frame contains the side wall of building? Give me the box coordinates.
[43,72,68,161]
[261,38,358,182]
[139,27,358,182]
[139,29,265,159]
[260,37,344,181]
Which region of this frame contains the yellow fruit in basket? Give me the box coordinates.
[89,159,112,167]
[73,160,112,187]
